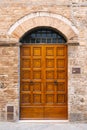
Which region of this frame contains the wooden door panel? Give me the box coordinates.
[33,82,41,91]
[20,44,67,119]
[57,59,65,68]
[21,70,31,79]
[46,82,54,91]
[46,47,54,56]
[44,106,67,119]
[33,47,42,56]
[22,59,31,68]
[21,82,30,91]
[46,59,54,68]
[57,71,66,79]
[46,71,54,79]
[20,107,44,119]
[57,82,66,91]
[22,47,31,56]
[33,59,41,68]
[56,46,66,56]
[57,94,66,103]
[21,94,31,104]
[33,71,42,79]
[46,94,54,103]
[33,94,42,104]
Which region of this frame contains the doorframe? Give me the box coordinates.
[18,46,21,121]
[18,43,68,121]
[6,11,79,121]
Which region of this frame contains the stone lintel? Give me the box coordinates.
[0,41,21,47]
[67,42,79,46]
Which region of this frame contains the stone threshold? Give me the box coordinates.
[18,120,69,123]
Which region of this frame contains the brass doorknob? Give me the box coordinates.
[54,80,58,85]
[30,81,34,85]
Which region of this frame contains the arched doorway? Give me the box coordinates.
[20,27,68,120]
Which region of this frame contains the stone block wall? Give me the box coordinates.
[0,46,19,121]
[68,45,87,121]
[0,0,87,122]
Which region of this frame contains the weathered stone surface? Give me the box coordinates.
[69,113,84,122]
[0,47,19,121]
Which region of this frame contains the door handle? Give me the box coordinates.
[54,80,58,85]
[30,81,34,85]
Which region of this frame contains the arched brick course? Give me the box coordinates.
[7,12,79,42]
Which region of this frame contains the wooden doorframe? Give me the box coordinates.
[19,44,68,120]
[19,46,21,120]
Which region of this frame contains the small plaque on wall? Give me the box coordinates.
[72,68,81,74]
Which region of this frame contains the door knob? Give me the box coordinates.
[54,80,58,85]
[30,81,34,85]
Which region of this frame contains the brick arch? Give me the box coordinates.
[7,12,79,42]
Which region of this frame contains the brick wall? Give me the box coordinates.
[0,46,19,121]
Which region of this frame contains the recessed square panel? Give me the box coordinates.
[33,83,41,91]
[46,71,54,79]
[33,94,41,103]
[33,47,41,56]
[21,94,31,103]
[46,59,54,68]
[57,59,65,68]
[33,59,41,68]
[33,71,41,79]
[57,71,65,79]
[57,82,65,91]
[22,59,31,68]
[46,95,54,103]
[21,82,30,91]
[22,70,31,79]
[57,94,65,103]
[46,82,54,91]
[46,47,54,56]
[57,47,65,56]
[22,47,31,56]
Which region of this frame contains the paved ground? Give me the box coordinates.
[0,122,87,130]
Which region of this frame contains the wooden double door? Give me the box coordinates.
[20,44,68,119]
